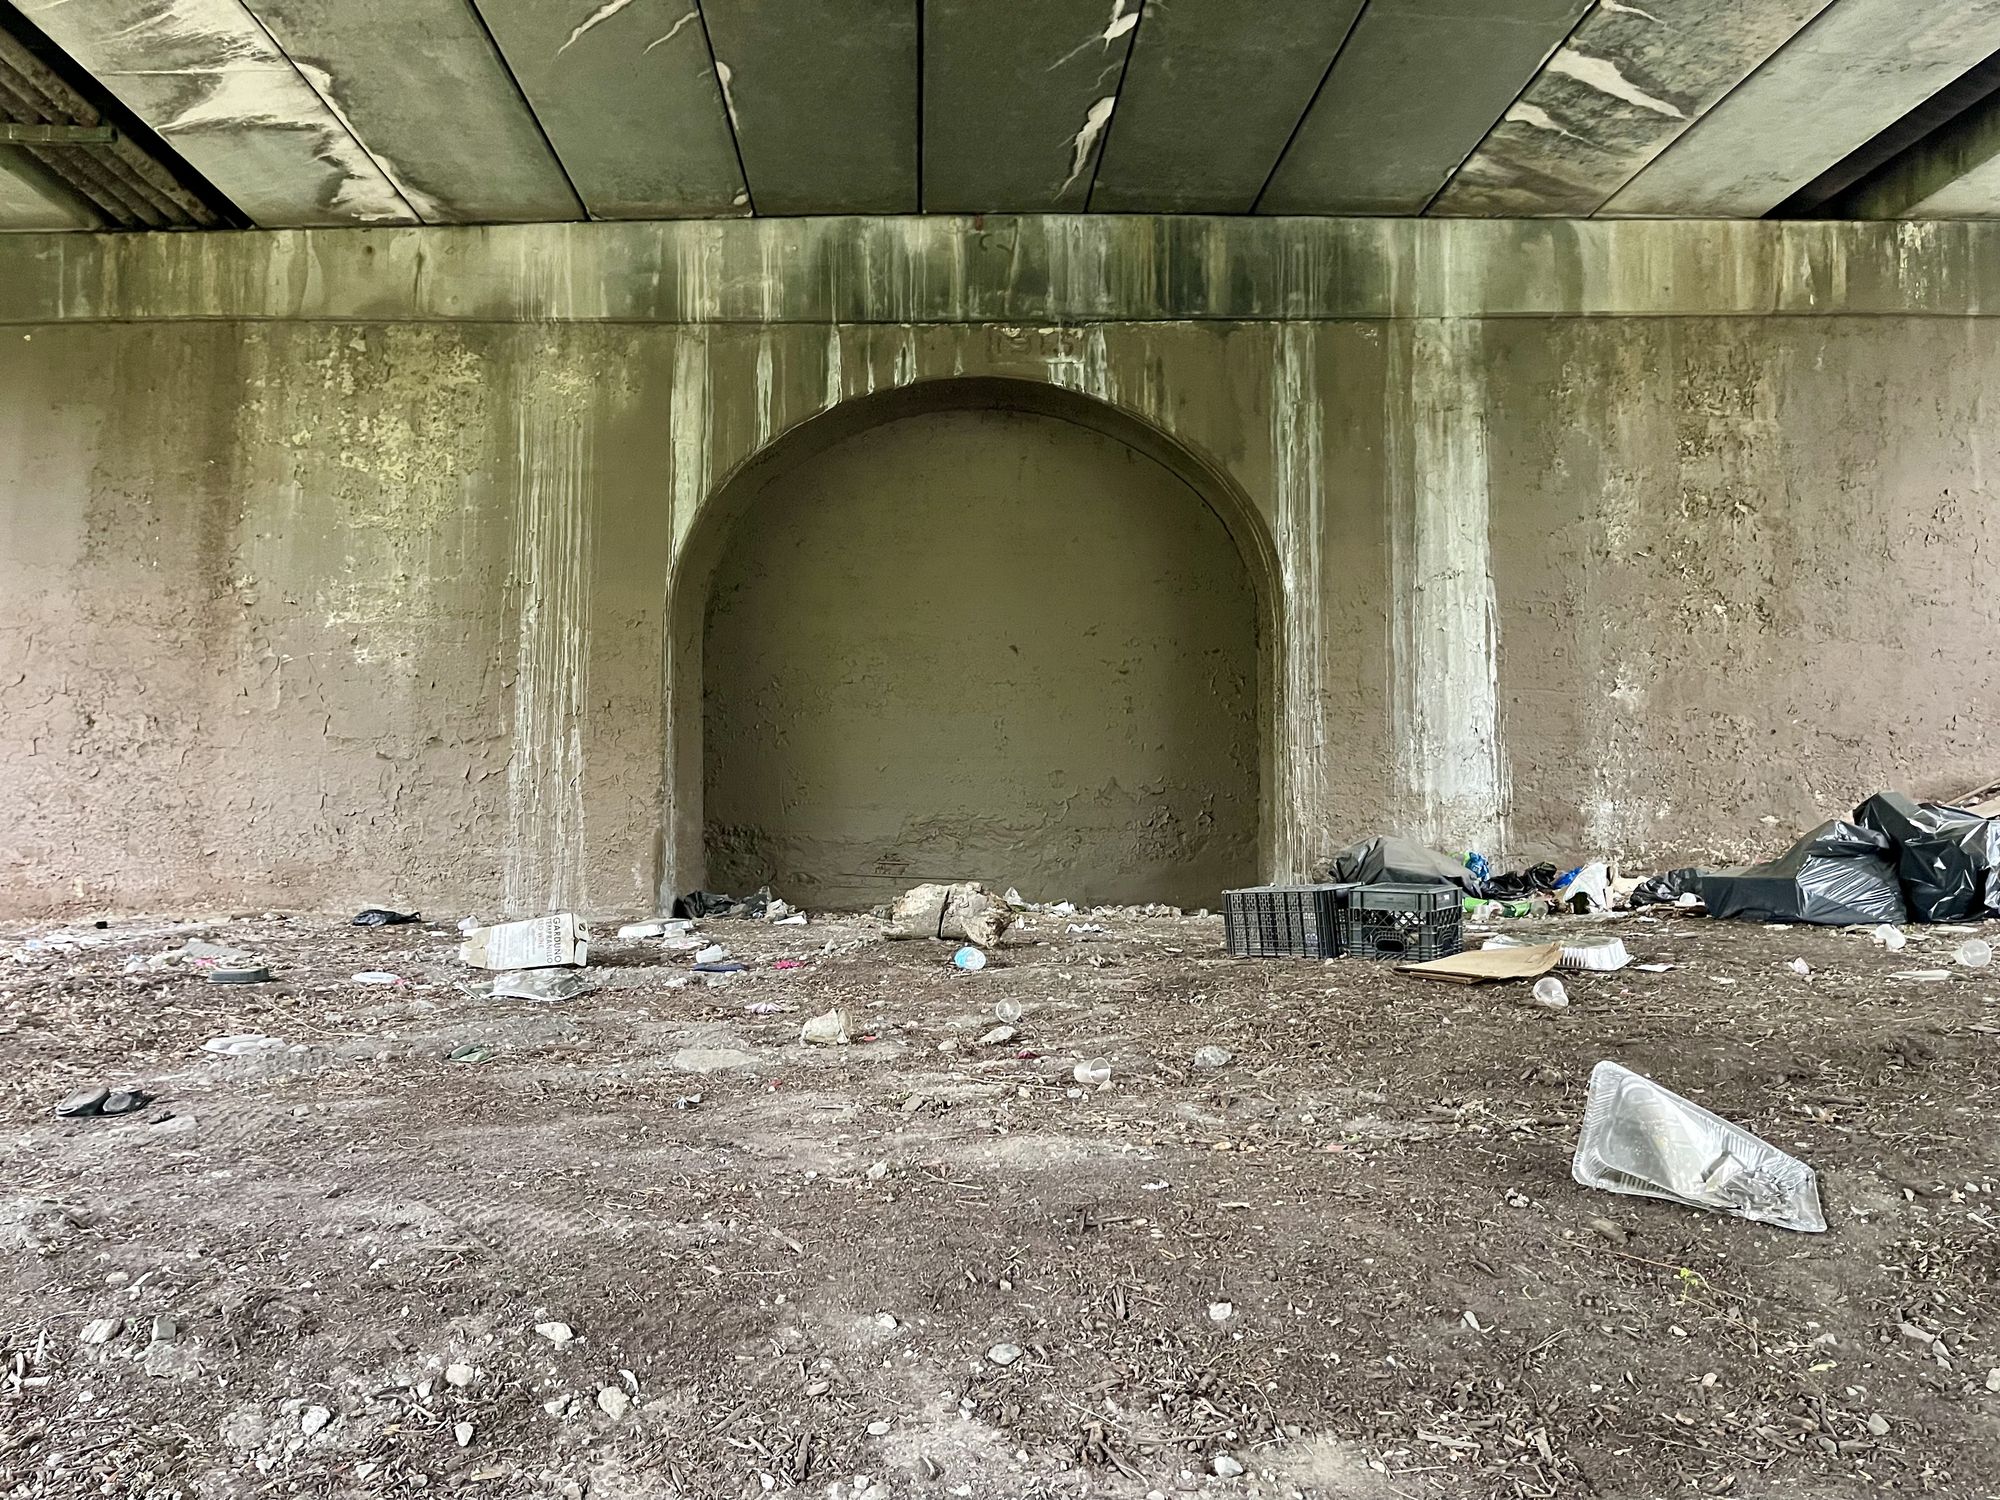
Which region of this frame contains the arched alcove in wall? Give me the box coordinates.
[662,378,1281,911]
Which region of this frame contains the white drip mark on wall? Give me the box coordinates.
[1506,102,1581,141]
[755,332,775,446]
[1049,0,1139,70]
[823,324,845,409]
[1600,0,1663,22]
[715,60,741,130]
[668,330,712,556]
[505,391,594,915]
[1271,324,1328,882]
[294,62,442,221]
[558,0,644,54]
[1045,325,1113,401]
[1389,321,1503,857]
[644,10,699,52]
[1061,96,1117,195]
[1547,50,1684,119]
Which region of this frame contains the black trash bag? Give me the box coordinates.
[1629,867,1707,909]
[1318,836,1482,893]
[352,908,419,926]
[1700,821,1907,926]
[672,887,772,920]
[1484,863,1562,899]
[1852,790,2000,922]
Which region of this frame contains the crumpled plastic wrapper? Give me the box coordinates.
[1572,1062,1826,1233]
[885,883,1015,948]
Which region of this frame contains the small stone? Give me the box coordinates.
[150,1315,177,1344]
[79,1318,122,1345]
[543,1395,571,1416]
[1193,1045,1233,1071]
[1986,1368,2000,1392]
[987,1343,1022,1367]
[454,1421,474,1448]
[596,1386,630,1420]
[535,1321,575,1345]
[300,1406,331,1437]
[1587,1217,1628,1245]
[866,1420,892,1436]
[444,1363,476,1387]
[865,1162,889,1181]
[874,1313,899,1332]
[1207,1302,1234,1324]
[806,1380,831,1396]
[1212,1454,1245,1478]
[1866,1413,1890,1437]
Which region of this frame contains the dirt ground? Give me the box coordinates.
[4,901,2000,1500]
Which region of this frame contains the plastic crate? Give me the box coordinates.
[1337,882,1463,962]
[1223,884,1351,959]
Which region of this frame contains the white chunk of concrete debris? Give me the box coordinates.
[1212,1454,1245,1478]
[300,1406,331,1436]
[1207,1302,1234,1323]
[444,1363,476,1387]
[454,1421,474,1447]
[801,1009,851,1046]
[535,1321,575,1345]
[596,1386,630,1419]
[986,1343,1022,1366]
[79,1318,122,1344]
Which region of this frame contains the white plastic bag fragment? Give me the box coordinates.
[1572,1062,1827,1233]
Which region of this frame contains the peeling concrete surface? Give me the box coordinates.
[1436,0,1835,217]
[17,0,416,226]
[1607,0,2000,217]
[2,218,1999,913]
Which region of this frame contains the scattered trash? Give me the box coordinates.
[1873,924,1909,951]
[617,921,668,940]
[695,944,731,964]
[994,1000,1024,1023]
[1890,969,1953,982]
[978,1025,1018,1046]
[674,888,772,920]
[801,1009,851,1046]
[487,969,591,1003]
[351,970,402,985]
[775,913,809,926]
[1558,937,1631,972]
[887,883,1016,947]
[1524,977,1570,1010]
[953,946,988,972]
[1629,868,1705,909]
[1634,962,1675,973]
[772,958,806,970]
[56,1086,151,1119]
[447,1044,491,1064]
[1073,1058,1111,1086]
[765,899,798,922]
[459,913,589,970]
[352,908,418,927]
[745,1001,795,1015]
[1701,821,1907,926]
[205,965,271,985]
[1572,1061,1827,1232]
[1324,835,1483,892]
[1404,942,1561,985]
[1956,938,1993,969]
[693,961,748,974]
[1788,958,1811,977]
[202,1033,284,1057]
[1066,922,1108,936]
[1558,861,1614,913]
[1192,1045,1233,1070]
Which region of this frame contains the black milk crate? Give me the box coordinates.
[1223,884,1352,959]
[1337,882,1463,962]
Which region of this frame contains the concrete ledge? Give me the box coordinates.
[4,215,2000,324]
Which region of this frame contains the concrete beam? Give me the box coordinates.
[1433,0,1834,217]
[923,0,1140,212]
[8,216,2000,325]
[1259,0,1593,215]
[238,0,582,224]
[1089,0,1363,213]
[1837,87,2000,218]
[16,0,415,226]
[0,152,99,230]
[701,0,917,214]
[477,0,747,219]
[1606,0,2000,216]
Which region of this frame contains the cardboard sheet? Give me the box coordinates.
[1398,942,1563,985]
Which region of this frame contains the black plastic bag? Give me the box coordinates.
[352,908,419,926]
[1484,863,1562,899]
[673,887,772,920]
[1700,821,1907,926]
[1852,791,2000,922]
[1629,867,1706,909]
[1320,836,1482,893]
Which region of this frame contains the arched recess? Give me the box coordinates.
[660,377,1284,911]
